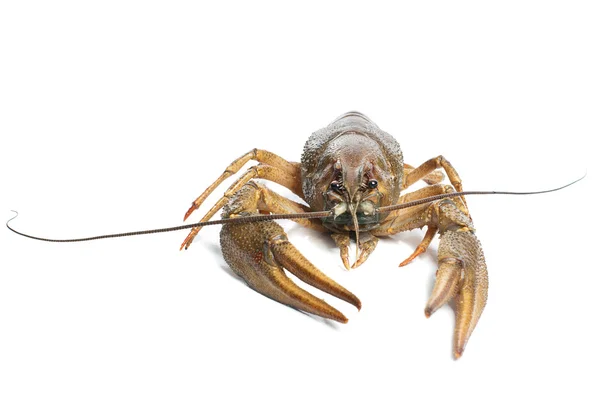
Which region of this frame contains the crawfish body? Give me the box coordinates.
[182,111,487,358]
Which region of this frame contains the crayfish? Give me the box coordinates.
[180,111,486,358]
[9,111,581,358]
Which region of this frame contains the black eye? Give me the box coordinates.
[330,181,343,191]
[368,179,378,189]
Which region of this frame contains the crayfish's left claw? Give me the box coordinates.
[426,229,488,359]
[424,257,461,317]
[423,199,488,359]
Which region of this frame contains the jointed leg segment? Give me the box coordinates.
[398,226,436,267]
[184,148,302,221]
[403,163,445,187]
[403,156,469,214]
[181,149,303,250]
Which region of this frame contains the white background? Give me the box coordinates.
[1,1,598,399]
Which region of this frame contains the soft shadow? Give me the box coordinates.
[295,309,342,330]
[217,262,246,285]
[267,305,343,330]
[288,225,335,249]
[206,242,224,257]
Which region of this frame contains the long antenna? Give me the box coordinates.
[378,172,585,213]
[7,174,585,243]
[6,210,331,243]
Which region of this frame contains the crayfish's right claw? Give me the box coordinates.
[220,217,361,323]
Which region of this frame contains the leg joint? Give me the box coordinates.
[435,155,445,168]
